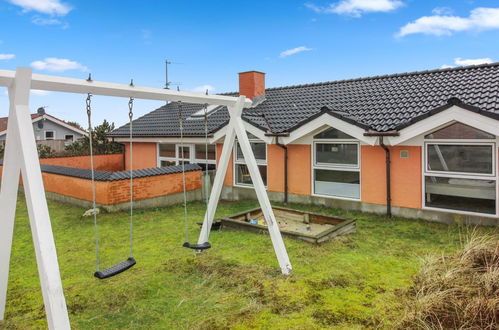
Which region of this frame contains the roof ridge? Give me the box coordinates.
[263,61,499,91]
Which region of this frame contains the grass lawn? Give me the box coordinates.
[2,195,495,329]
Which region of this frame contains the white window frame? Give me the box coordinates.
[422,139,498,217]
[233,138,268,188]
[157,143,217,168]
[44,130,55,140]
[64,134,74,142]
[425,141,496,177]
[311,137,361,201]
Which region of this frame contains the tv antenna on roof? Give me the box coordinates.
[165,59,183,89]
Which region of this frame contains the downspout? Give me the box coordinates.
[252,112,289,205]
[364,130,399,218]
[379,136,391,217]
[275,136,288,205]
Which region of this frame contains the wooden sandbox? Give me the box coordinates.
[215,206,356,244]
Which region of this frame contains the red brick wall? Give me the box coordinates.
[0,164,201,205]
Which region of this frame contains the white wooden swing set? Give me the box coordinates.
[0,67,292,329]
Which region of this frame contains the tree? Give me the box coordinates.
[65,119,123,155]
[66,121,85,131]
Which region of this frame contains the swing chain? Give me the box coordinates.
[86,93,92,129]
[85,93,100,271]
[128,97,134,119]
[128,96,134,258]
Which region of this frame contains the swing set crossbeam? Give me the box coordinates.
[0,69,252,107]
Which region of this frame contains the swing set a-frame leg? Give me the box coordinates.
[0,68,70,329]
[198,96,292,275]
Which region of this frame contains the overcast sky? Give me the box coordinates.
[0,0,498,129]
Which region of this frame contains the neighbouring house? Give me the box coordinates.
[109,63,499,226]
[0,107,87,151]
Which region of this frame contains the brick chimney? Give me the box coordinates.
[238,71,265,100]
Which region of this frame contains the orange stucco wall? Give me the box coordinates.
[216,143,234,186]
[288,144,312,195]
[361,145,422,209]
[123,142,157,170]
[40,154,124,171]
[267,144,285,192]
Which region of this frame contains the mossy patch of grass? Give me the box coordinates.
[1,195,496,329]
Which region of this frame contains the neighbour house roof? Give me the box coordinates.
[0,114,42,132]
[0,112,87,136]
[110,62,499,137]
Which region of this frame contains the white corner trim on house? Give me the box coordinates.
[213,121,272,144]
[280,112,377,146]
[388,105,499,146]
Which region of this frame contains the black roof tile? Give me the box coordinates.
[110,62,499,135]
[0,162,201,181]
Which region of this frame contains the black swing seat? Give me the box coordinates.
[183,241,211,250]
[94,257,136,280]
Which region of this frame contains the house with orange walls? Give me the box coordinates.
[110,63,499,226]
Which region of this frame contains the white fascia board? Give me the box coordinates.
[388,105,499,145]
[112,136,216,144]
[212,125,227,143]
[280,113,376,145]
[243,121,272,143]
[0,115,88,137]
[38,115,88,136]
[212,121,271,144]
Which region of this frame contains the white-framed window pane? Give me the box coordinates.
[177,145,190,159]
[159,144,175,157]
[427,144,493,174]
[235,164,267,186]
[45,131,54,140]
[314,169,360,199]
[160,160,176,167]
[425,176,496,214]
[425,123,495,139]
[195,144,216,160]
[197,163,216,171]
[236,142,266,161]
[314,127,355,139]
[316,143,358,166]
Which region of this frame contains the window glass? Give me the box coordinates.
[425,123,495,139]
[65,135,73,141]
[314,127,355,139]
[45,131,54,140]
[159,144,175,157]
[427,144,493,174]
[195,144,216,160]
[235,164,267,186]
[177,145,190,159]
[314,169,360,199]
[316,143,358,166]
[160,160,176,167]
[236,142,266,161]
[425,176,496,214]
